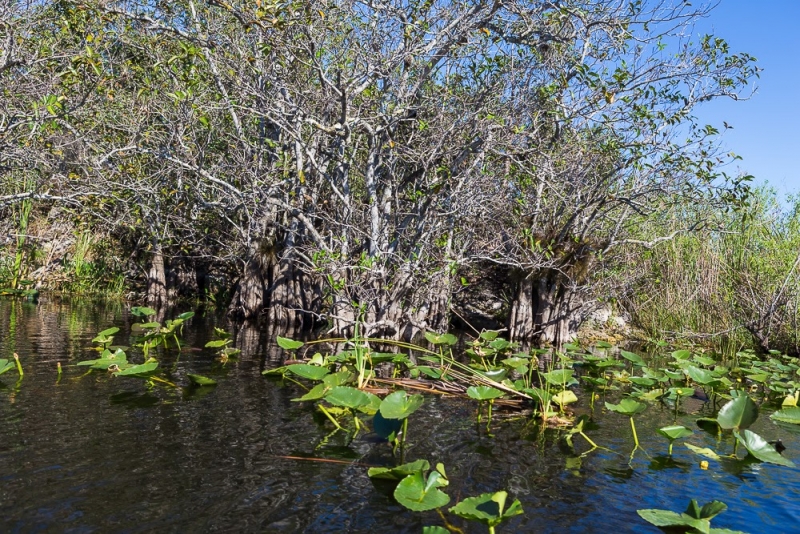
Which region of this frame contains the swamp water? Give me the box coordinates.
[1,298,799,533]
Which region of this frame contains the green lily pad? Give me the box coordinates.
[0,359,16,375]
[449,490,523,528]
[292,383,330,402]
[735,429,795,467]
[671,349,692,360]
[130,306,156,317]
[368,459,429,480]
[92,327,120,343]
[187,374,217,386]
[114,361,159,377]
[177,311,195,320]
[325,386,378,410]
[687,366,722,387]
[620,350,645,365]
[479,331,500,341]
[394,469,450,511]
[657,425,693,441]
[685,442,721,460]
[424,332,458,346]
[287,364,329,381]
[771,407,800,424]
[372,410,404,441]
[276,336,304,350]
[422,527,449,534]
[605,399,647,416]
[466,385,505,401]
[380,390,425,420]
[552,390,578,407]
[205,339,231,348]
[541,369,576,386]
[717,394,758,431]
[78,349,129,370]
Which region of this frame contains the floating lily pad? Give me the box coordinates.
[187,374,217,386]
[287,364,329,381]
[735,429,795,467]
[605,399,646,416]
[620,350,645,365]
[325,386,378,410]
[368,459,429,480]
[114,361,158,377]
[770,407,800,424]
[685,442,721,461]
[449,490,523,528]
[394,469,449,511]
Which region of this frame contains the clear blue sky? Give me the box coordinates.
[692,0,800,199]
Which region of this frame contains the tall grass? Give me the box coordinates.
[622,187,800,353]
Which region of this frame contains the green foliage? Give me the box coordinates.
[449,491,524,531]
[638,499,746,534]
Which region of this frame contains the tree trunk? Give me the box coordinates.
[509,269,584,346]
[146,245,168,307]
[228,243,268,320]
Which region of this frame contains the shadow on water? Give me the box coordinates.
[0,298,799,532]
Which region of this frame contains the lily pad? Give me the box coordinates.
[287,364,329,381]
[276,336,304,350]
[368,459,429,480]
[605,399,647,416]
[325,386,378,410]
[292,383,330,402]
[657,425,693,441]
[187,374,217,386]
[394,469,450,511]
[541,369,576,386]
[735,429,795,467]
[424,332,458,346]
[449,490,523,528]
[717,394,758,431]
[552,390,578,407]
[380,390,425,420]
[130,306,156,317]
[685,442,721,461]
[466,385,505,401]
[114,361,159,377]
[770,406,800,424]
[0,359,16,375]
[620,350,645,365]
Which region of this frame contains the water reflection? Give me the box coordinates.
[0,298,798,533]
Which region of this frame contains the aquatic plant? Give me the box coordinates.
[657,425,693,456]
[466,385,504,429]
[605,398,647,457]
[637,499,745,534]
[450,490,524,534]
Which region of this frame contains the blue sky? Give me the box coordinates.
[692,0,800,199]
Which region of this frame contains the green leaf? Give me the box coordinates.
[605,399,646,416]
[619,350,645,365]
[287,364,329,381]
[685,443,721,461]
[594,341,613,349]
[0,359,16,375]
[379,390,425,419]
[205,339,231,348]
[93,327,120,340]
[187,374,217,386]
[324,386,378,410]
[717,394,758,431]
[489,338,512,351]
[541,369,575,386]
[177,311,195,320]
[552,390,578,407]
[394,471,450,511]
[466,385,505,401]
[114,361,158,377]
[424,332,458,346]
[770,406,800,424]
[292,383,330,402]
[687,366,721,386]
[657,425,693,441]
[479,330,500,341]
[671,349,692,360]
[449,491,523,528]
[696,418,722,434]
[276,336,304,350]
[637,509,709,532]
[735,429,795,467]
[130,306,156,317]
[367,459,429,480]
[422,527,449,534]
